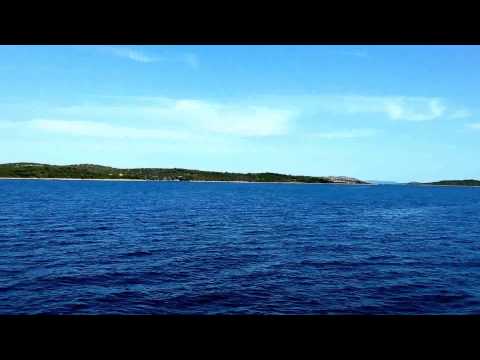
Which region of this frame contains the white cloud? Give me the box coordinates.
[310,129,378,139]
[169,100,291,136]
[254,94,470,123]
[1,93,470,144]
[54,98,293,137]
[54,94,470,131]
[467,123,480,130]
[102,46,199,68]
[315,95,449,121]
[0,98,293,140]
[107,47,156,63]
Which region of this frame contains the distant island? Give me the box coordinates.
[420,180,480,187]
[0,163,369,184]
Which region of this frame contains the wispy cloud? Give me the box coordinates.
[54,98,293,137]
[0,98,293,140]
[309,129,378,139]
[102,46,199,68]
[107,47,156,63]
[1,93,470,144]
[312,95,462,121]
[171,100,292,136]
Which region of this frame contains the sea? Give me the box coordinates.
[1,179,480,314]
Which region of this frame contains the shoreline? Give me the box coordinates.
[2,178,480,187]
[413,184,480,188]
[0,177,372,185]
[0,177,148,182]
[188,180,373,185]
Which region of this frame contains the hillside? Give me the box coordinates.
[0,163,369,184]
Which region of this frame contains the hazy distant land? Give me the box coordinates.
[0,163,369,184]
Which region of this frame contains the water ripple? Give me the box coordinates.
[1,180,480,314]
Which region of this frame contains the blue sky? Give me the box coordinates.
[0,45,479,182]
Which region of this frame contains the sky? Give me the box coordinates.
[0,45,479,182]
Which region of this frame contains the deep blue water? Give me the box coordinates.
[1,180,480,314]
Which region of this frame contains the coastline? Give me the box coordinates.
[413,184,480,188]
[0,177,148,182]
[188,180,374,185]
[4,178,479,187]
[0,177,372,185]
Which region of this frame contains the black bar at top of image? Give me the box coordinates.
[1,5,480,45]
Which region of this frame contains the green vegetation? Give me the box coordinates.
[423,179,480,187]
[0,162,368,184]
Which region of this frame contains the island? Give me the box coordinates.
[421,180,480,187]
[0,163,369,184]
